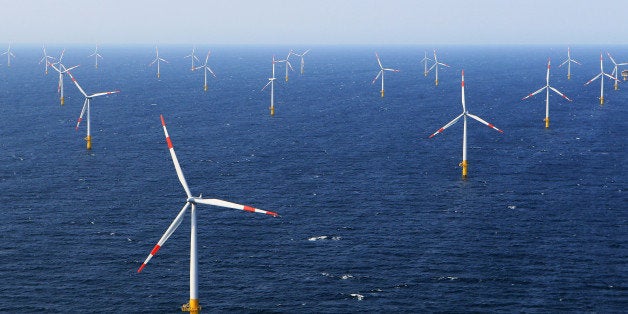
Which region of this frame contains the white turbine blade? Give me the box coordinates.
[603,73,619,82]
[193,65,204,71]
[62,64,80,73]
[207,66,216,78]
[65,70,88,97]
[438,62,450,67]
[301,49,310,56]
[75,99,88,130]
[160,115,192,198]
[159,58,169,63]
[137,202,190,273]
[375,52,383,69]
[261,80,272,91]
[49,62,61,73]
[584,73,602,85]
[549,86,572,101]
[558,59,569,67]
[287,60,294,71]
[522,86,546,100]
[607,52,617,65]
[194,198,279,217]
[372,70,382,84]
[572,59,581,65]
[88,90,120,98]
[383,68,399,72]
[617,62,628,66]
[149,58,158,66]
[427,63,436,73]
[467,113,504,133]
[429,113,464,138]
[204,51,210,64]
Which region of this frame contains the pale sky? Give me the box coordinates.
[0,0,626,45]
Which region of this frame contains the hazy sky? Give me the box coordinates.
[0,0,626,45]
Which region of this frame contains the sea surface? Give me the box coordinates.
[0,45,625,313]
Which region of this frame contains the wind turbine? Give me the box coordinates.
[1,44,15,67]
[606,52,627,90]
[276,50,294,82]
[372,52,399,98]
[426,49,450,85]
[137,114,278,313]
[521,58,572,128]
[66,70,120,150]
[292,49,310,75]
[193,50,216,91]
[184,45,200,71]
[88,44,103,69]
[49,60,79,106]
[429,70,503,179]
[420,51,432,77]
[149,46,169,78]
[261,56,277,116]
[585,53,618,105]
[39,45,55,75]
[558,47,581,80]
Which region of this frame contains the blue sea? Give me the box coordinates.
[0,45,625,313]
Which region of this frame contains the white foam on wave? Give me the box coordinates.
[350,293,364,300]
[308,235,342,241]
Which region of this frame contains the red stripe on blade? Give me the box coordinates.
[150,244,161,256]
[243,206,255,213]
[138,263,146,273]
[166,137,173,149]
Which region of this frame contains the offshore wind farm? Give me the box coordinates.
[0,1,626,313]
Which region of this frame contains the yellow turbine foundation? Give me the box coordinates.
[157,73,160,78]
[460,160,468,179]
[380,90,384,98]
[85,135,92,150]
[204,85,207,91]
[182,299,200,313]
[600,96,604,105]
[544,117,549,129]
[285,76,289,82]
[270,106,275,116]
[614,83,618,90]
[567,74,571,80]
[60,97,65,106]
[435,79,439,86]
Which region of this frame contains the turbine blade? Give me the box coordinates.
[261,80,272,91]
[375,52,383,69]
[549,86,572,101]
[467,113,504,133]
[372,71,382,84]
[88,90,120,98]
[193,198,279,217]
[75,99,88,131]
[137,202,190,273]
[584,73,602,85]
[65,70,88,97]
[160,115,193,198]
[429,113,464,138]
[522,86,546,100]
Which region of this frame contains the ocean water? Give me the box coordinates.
[0,45,625,313]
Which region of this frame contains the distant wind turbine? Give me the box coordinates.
[88,44,103,69]
[194,50,216,91]
[372,52,399,98]
[149,46,168,78]
[276,50,294,82]
[558,47,581,80]
[606,52,627,90]
[420,51,432,77]
[184,45,200,71]
[261,56,277,116]
[427,49,450,86]
[292,49,310,75]
[39,45,55,75]
[521,58,572,128]
[2,44,15,67]
[584,53,618,105]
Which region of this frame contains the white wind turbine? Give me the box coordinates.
[2,44,15,67]
[522,58,572,128]
[88,44,103,69]
[39,45,55,75]
[427,49,450,85]
[292,49,310,75]
[276,50,294,82]
[184,45,200,71]
[420,51,432,77]
[149,46,169,78]
[585,53,618,105]
[194,50,216,91]
[137,114,278,313]
[372,52,399,98]
[429,70,504,179]
[558,47,581,80]
[66,70,120,150]
[48,59,79,106]
[261,56,277,116]
[606,52,627,90]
